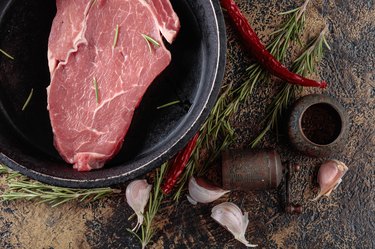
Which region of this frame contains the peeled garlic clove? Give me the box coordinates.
[313,160,348,201]
[187,177,230,205]
[126,179,152,231]
[211,202,257,247]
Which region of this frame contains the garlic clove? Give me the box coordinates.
[126,179,152,231]
[313,160,348,201]
[187,177,230,205]
[186,195,198,205]
[211,202,257,247]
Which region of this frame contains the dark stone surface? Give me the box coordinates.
[1,0,374,248]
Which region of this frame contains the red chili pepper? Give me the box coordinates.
[161,133,199,195]
[220,0,327,89]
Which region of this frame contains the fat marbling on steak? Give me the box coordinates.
[47,0,180,171]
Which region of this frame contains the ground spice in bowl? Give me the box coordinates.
[288,94,349,157]
[301,103,342,145]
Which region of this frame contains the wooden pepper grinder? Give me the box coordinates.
[285,163,303,214]
[221,149,303,214]
[222,149,283,191]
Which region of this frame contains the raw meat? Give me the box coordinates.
[47,0,89,73]
[47,0,180,171]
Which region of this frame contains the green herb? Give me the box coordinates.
[157,100,180,109]
[0,165,20,179]
[127,162,168,249]
[141,34,160,53]
[93,77,99,103]
[250,25,330,147]
[0,164,120,207]
[22,88,34,111]
[113,24,119,48]
[86,0,98,16]
[172,0,311,200]
[0,48,14,60]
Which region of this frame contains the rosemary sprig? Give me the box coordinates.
[172,0,310,200]
[0,165,20,179]
[0,164,119,207]
[250,25,330,147]
[141,34,160,53]
[201,0,308,160]
[93,77,99,103]
[0,48,14,60]
[113,24,119,48]
[22,88,34,111]
[127,162,168,249]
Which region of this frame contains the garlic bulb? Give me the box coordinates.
[313,160,348,201]
[187,177,230,205]
[211,202,257,247]
[126,179,152,231]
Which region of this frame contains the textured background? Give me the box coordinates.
[1,0,374,248]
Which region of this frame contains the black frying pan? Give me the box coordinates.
[0,0,226,188]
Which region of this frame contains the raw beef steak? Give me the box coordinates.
[47,0,180,171]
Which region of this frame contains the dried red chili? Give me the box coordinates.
[220,0,327,88]
[161,133,199,195]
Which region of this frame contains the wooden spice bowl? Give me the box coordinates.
[287,94,349,158]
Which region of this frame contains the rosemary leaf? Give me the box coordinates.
[89,0,98,10]
[0,48,14,60]
[322,36,331,50]
[113,24,119,48]
[279,7,300,15]
[126,228,142,242]
[157,100,180,109]
[0,164,11,174]
[93,77,99,103]
[22,88,34,111]
[141,34,160,53]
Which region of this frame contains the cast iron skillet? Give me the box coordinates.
[0,0,226,188]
